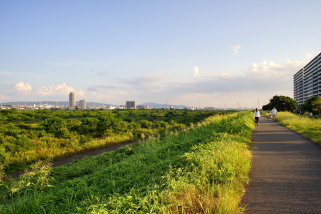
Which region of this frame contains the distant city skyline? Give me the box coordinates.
[1,1,321,108]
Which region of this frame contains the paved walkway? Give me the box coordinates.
[241,115,321,214]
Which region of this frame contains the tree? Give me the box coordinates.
[42,117,69,138]
[79,117,99,135]
[265,95,297,112]
[312,98,321,115]
[96,116,125,137]
[139,120,153,129]
[262,103,271,111]
[302,96,321,114]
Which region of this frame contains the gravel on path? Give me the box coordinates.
[241,115,321,214]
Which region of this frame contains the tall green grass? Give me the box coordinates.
[273,112,321,145]
[0,111,254,214]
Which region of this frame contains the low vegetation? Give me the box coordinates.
[301,96,321,115]
[0,111,254,213]
[0,109,220,173]
[273,112,321,145]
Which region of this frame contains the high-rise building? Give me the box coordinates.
[79,99,86,109]
[293,53,321,108]
[69,92,76,108]
[126,101,136,109]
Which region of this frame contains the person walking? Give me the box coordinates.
[254,108,260,126]
[271,107,277,122]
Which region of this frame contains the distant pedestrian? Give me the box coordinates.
[271,107,277,122]
[310,112,313,118]
[254,108,260,126]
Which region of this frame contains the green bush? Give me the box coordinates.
[42,117,68,138]
[0,145,9,166]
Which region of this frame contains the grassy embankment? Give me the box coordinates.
[272,112,321,145]
[0,111,254,214]
[0,109,216,173]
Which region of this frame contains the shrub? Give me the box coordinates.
[0,145,9,167]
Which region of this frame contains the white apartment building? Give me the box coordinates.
[294,53,321,107]
[79,99,86,109]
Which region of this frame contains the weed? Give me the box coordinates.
[0,111,254,214]
[272,112,321,145]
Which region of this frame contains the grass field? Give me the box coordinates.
[272,112,321,145]
[0,109,219,173]
[0,111,254,213]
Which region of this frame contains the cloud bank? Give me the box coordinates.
[0,53,316,108]
[231,45,241,56]
[37,83,75,96]
[14,82,32,94]
[193,66,199,78]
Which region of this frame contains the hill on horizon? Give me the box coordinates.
[140,102,186,109]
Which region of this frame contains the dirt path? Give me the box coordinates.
[241,115,321,213]
[5,141,136,179]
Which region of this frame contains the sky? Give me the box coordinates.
[1,0,321,108]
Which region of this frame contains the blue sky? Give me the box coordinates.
[1,0,320,108]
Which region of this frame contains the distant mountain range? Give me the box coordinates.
[0,101,187,109]
[139,102,186,109]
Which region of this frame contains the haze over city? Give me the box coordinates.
[1,1,320,108]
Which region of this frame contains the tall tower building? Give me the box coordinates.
[69,92,76,108]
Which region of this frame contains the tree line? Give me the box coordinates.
[262,95,321,115]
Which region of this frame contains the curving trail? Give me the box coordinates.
[241,115,321,213]
[5,141,136,179]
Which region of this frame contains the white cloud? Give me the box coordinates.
[84,54,314,107]
[78,90,85,97]
[116,74,170,87]
[244,54,314,81]
[91,69,109,76]
[88,91,116,101]
[88,85,119,91]
[14,82,32,94]
[37,82,75,96]
[2,53,316,108]
[193,66,199,78]
[150,53,316,107]
[231,45,241,56]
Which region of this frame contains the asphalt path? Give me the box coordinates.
[241,115,321,214]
